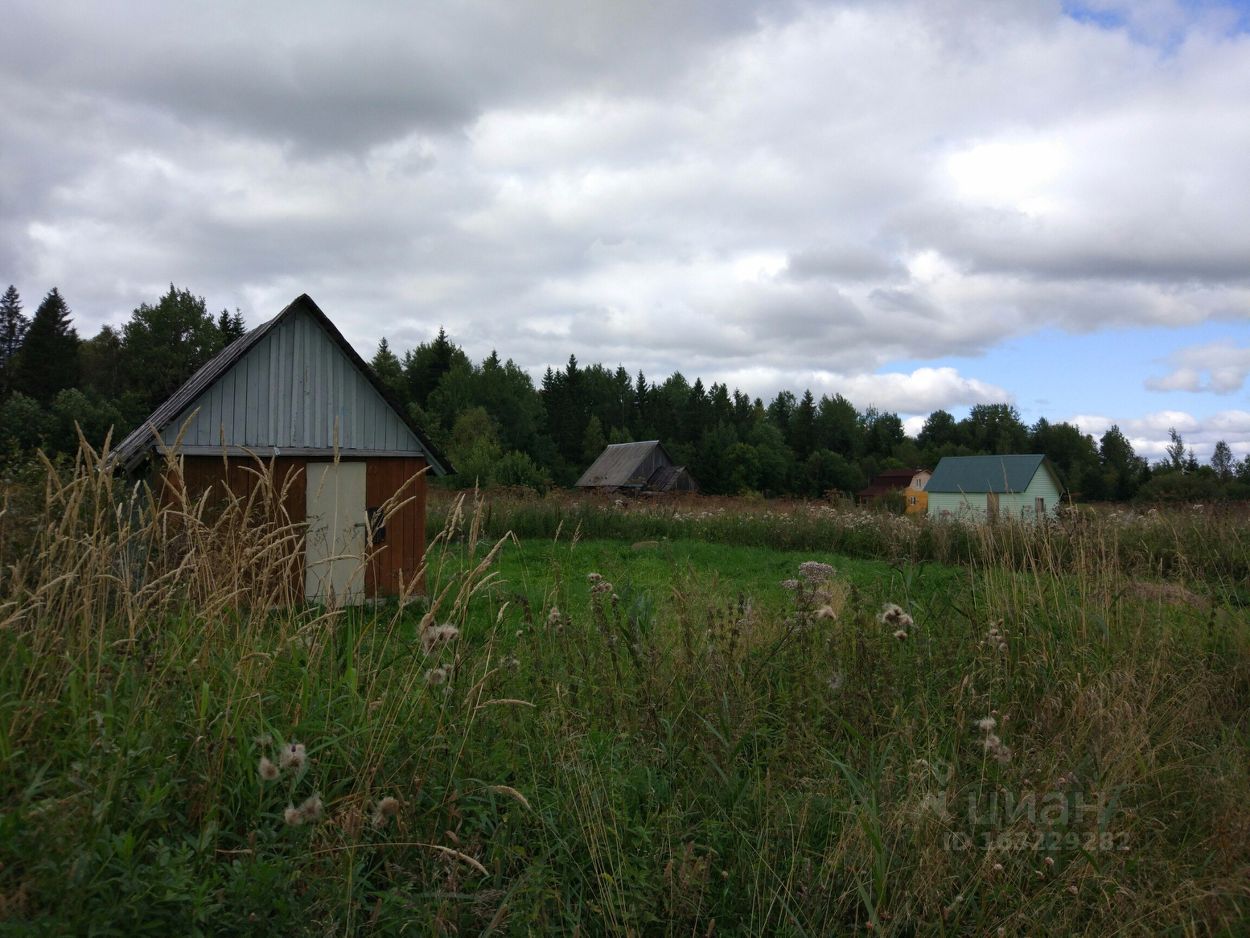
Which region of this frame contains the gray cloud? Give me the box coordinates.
[2,0,1249,422]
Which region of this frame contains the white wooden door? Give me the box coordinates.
[305,461,367,606]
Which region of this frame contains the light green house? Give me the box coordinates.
[925,454,1063,522]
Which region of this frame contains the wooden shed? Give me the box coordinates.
[926,455,1062,523]
[575,441,698,493]
[111,294,452,604]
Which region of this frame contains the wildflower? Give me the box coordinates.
[546,606,561,627]
[816,604,837,620]
[1067,884,1078,895]
[798,561,835,582]
[421,623,460,655]
[893,629,908,641]
[977,716,997,732]
[590,580,613,595]
[425,665,449,686]
[780,578,800,591]
[587,572,603,583]
[283,805,303,826]
[1044,856,1054,868]
[992,862,1004,874]
[279,742,307,772]
[371,796,401,828]
[827,671,845,692]
[297,793,323,823]
[258,756,280,781]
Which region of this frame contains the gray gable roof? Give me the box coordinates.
[927,454,1056,494]
[576,440,673,488]
[111,294,451,475]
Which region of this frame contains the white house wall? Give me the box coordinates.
[927,471,1063,522]
[161,309,422,453]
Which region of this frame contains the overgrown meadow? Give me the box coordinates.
[1,450,1248,935]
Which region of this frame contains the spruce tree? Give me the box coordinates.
[370,338,407,403]
[216,308,247,343]
[16,288,79,405]
[0,285,28,395]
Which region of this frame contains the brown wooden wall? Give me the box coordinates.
[365,457,428,597]
[159,454,427,599]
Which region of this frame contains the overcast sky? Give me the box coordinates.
[3,0,1249,459]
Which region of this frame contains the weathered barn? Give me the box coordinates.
[926,455,1062,522]
[575,441,698,493]
[858,467,931,514]
[111,294,451,604]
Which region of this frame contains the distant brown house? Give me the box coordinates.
[858,468,931,514]
[575,441,698,493]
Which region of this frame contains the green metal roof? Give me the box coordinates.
[926,454,1053,494]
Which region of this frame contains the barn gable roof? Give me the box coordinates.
[111,294,451,475]
[575,440,674,488]
[927,454,1057,494]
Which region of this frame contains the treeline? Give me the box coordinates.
[366,322,1250,502]
[0,284,243,456]
[2,282,1248,502]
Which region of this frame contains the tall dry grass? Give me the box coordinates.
[0,440,523,932]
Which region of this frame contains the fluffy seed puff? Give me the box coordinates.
[284,793,324,826]
[421,623,460,655]
[371,796,401,828]
[258,756,280,781]
[279,742,307,772]
[878,603,914,630]
[983,733,1012,764]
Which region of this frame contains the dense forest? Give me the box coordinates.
[2,283,1248,502]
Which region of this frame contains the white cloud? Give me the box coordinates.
[1067,409,1250,460]
[1146,340,1250,393]
[711,365,1011,416]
